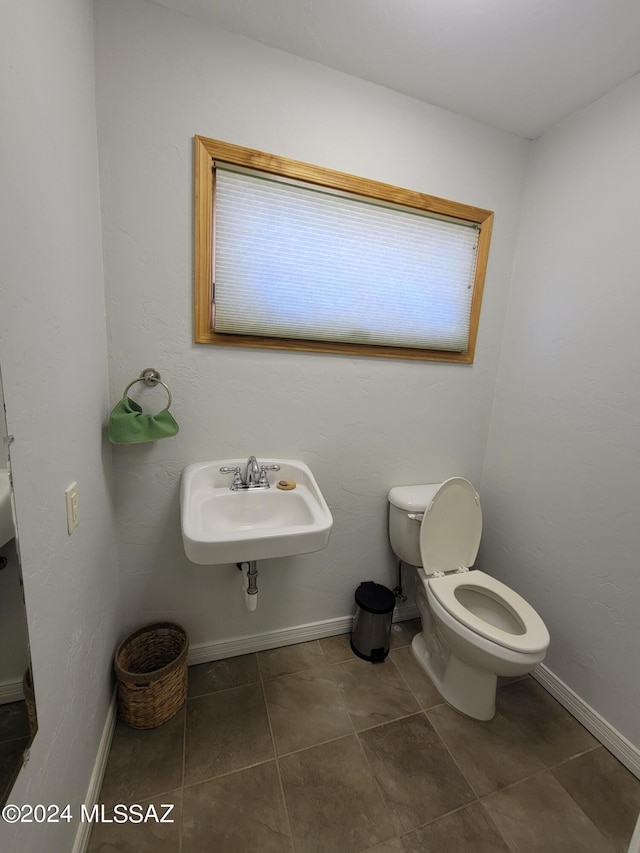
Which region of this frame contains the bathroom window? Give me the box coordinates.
[194,136,494,363]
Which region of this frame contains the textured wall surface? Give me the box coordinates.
[94,0,530,646]
[0,1,121,849]
[481,73,640,748]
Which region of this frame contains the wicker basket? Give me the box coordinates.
[22,666,38,740]
[114,622,188,729]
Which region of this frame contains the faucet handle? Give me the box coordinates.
[220,465,243,489]
[258,464,280,486]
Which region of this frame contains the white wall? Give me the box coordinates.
[94,0,530,647]
[481,73,640,748]
[0,1,121,849]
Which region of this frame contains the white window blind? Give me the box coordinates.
[213,164,479,352]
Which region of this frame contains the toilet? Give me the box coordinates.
[388,477,549,720]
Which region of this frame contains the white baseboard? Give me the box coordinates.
[187,602,419,666]
[0,678,24,704]
[532,663,640,780]
[72,690,118,853]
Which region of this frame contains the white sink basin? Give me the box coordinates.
[0,469,15,549]
[180,459,333,565]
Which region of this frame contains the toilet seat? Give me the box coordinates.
[427,570,549,654]
[419,477,482,575]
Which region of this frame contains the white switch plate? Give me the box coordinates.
[65,482,79,534]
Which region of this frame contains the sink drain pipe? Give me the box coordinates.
[237,561,258,611]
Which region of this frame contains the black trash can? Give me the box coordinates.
[350,582,395,662]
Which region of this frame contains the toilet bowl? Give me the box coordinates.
[388,477,549,720]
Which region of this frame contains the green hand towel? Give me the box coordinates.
[108,397,179,444]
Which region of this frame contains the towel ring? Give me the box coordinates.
[123,369,172,410]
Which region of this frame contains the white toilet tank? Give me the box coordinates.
[388,484,440,566]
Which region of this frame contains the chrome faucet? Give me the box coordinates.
[244,455,261,487]
[219,456,281,490]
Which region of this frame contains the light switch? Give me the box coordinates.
[65,482,79,534]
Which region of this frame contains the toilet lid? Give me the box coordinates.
[419,477,482,576]
[427,570,550,654]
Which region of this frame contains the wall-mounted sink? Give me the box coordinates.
[180,459,333,565]
[0,469,15,549]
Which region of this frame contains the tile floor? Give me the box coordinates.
[0,700,30,804]
[90,620,640,853]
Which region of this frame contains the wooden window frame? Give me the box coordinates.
[194,135,494,363]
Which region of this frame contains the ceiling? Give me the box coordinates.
[150,0,640,139]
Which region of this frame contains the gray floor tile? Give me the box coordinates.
[359,713,475,834]
[0,700,30,742]
[401,802,512,853]
[264,665,353,754]
[279,734,395,853]
[257,640,326,679]
[332,656,420,731]
[87,791,181,853]
[496,677,598,766]
[187,654,259,698]
[364,840,403,852]
[95,638,640,853]
[182,762,290,853]
[389,618,421,649]
[319,632,353,664]
[483,771,617,852]
[99,711,185,808]
[427,703,546,796]
[552,746,640,852]
[184,683,273,785]
[0,737,29,803]
[389,646,444,710]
